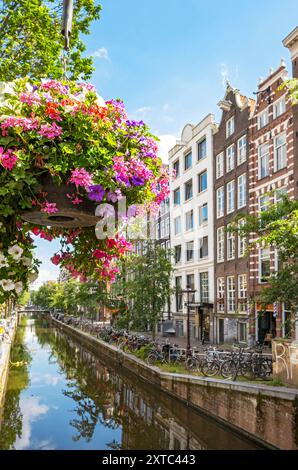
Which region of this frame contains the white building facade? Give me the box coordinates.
[168,114,217,342]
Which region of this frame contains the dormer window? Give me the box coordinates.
[226,116,235,138]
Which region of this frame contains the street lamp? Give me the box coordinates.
[181,285,196,357]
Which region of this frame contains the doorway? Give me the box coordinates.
[218,319,224,343]
[257,311,276,343]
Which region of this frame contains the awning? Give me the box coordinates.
[164,328,176,333]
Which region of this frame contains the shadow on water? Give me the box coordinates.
[0,317,266,450]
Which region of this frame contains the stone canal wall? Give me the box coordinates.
[0,318,17,411]
[52,318,298,450]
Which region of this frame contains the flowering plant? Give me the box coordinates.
[0,79,169,301]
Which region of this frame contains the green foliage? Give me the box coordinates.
[0,0,102,81]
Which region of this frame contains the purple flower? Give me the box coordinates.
[132,176,145,186]
[107,189,122,203]
[87,184,105,202]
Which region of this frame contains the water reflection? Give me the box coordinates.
[0,319,263,450]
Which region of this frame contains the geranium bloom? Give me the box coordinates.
[19,92,41,106]
[87,184,105,202]
[0,148,17,171]
[40,80,69,95]
[41,202,58,214]
[45,102,62,121]
[93,249,107,259]
[69,168,93,188]
[38,122,62,139]
[51,254,62,265]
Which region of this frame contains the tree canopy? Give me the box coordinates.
[0,0,102,81]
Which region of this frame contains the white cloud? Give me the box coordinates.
[220,63,229,89]
[92,47,110,61]
[157,134,177,163]
[162,104,170,112]
[135,106,151,116]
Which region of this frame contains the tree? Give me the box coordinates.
[231,196,298,337]
[122,244,174,338]
[0,0,101,81]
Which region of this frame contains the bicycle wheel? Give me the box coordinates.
[220,360,237,379]
[146,353,158,365]
[201,360,220,377]
[186,356,200,371]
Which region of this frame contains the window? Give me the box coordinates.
[198,203,208,225]
[259,143,269,179]
[217,186,224,218]
[238,274,247,312]
[274,133,287,171]
[186,274,195,302]
[238,218,247,257]
[275,187,287,204]
[173,187,180,205]
[216,152,224,179]
[165,217,170,236]
[227,276,235,312]
[156,221,160,240]
[239,323,247,342]
[186,241,194,262]
[173,160,180,178]
[198,138,207,160]
[199,236,208,259]
[259,195,270,213]
[176,320,184,336]
[226,116,235,137]
[273,98,286,119]
[226,145,235,172]
[227,180,235,214]
[185,209,194,231]
[160,220,165,238]
[259,248,270,283]
[238,174,247,209]
[217,227,224,262]
[184,179,193,201]
[174,216,181,235]
[198,170,207,193]
[200,272,209,303]
[217,277,225,312]
[174,245,181,264]
[175,276,182,311]
[227,228,235,260]
[237,135,247,165]
[258,111,268,130]
[184,152,192,171]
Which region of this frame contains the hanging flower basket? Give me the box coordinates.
[0,78,170,301]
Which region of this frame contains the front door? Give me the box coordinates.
[257,311,276,343]
[219,319,224,343]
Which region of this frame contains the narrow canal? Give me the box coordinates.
[0,317,266,450]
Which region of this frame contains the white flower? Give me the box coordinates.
[8,244,23,261]
[0,252,8,268]
[14,281,23,294]
[21,256,32,267]
[0,279,15,291]
[95,94,106,108]
[0,81,15,106]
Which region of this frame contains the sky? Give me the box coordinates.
[32,0,298,287]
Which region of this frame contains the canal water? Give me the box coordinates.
[0,318,264,450]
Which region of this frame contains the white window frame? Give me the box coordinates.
[273,97,286,119]
[217,226,224,263]
[259,248,271,284]
[237,135,247,165]
[186,241,194,262]
[185,209,194,231]
[258,143,269,179]
[274,132,287,172]
[259,195,270,213]
[174,216,181,235]
[216,152,224,179]
[275,187,287,204]
[258,110,268,130]
[216,186,224,218]
[227,228,235,260]
[237,173,246,209]
[226,116,235,138]
[227,180,235,214]
[238,218,246,258]
[226,145,235,172]
[217,277,225,312]
[227,276,235,313]
[199,203,208,226]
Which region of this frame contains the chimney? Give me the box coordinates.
[283,26,298,78]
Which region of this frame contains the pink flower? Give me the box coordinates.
[40,80,69,95]
[31,227,40,236]
[0,148,18,171]
[51,254,61,265]
[1,116,38,133]
[93,249,107,259]
[19,92,41,106]
[38,122,62,139]
[39,231,54,241]
[69,168,93,188]
[41,202,58,214]
[71,197,82,205]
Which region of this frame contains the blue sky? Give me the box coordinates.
[33,0,297,287]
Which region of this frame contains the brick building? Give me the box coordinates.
[213,84,255,344]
